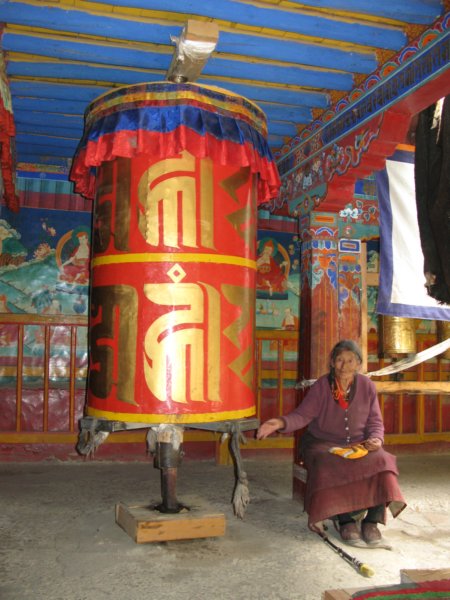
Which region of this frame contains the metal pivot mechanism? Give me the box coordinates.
[77,416,259,518]
[147,424,185,514]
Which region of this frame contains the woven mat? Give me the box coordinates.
[351,579,450,599]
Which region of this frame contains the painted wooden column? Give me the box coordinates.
[337,238,363,345]
[298,211,339,381]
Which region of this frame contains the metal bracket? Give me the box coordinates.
[76,416,259,517]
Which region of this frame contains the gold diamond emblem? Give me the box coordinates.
[167,264,186,283]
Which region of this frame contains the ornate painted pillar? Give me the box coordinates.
[298,211,339,380]
[337,238,363,344]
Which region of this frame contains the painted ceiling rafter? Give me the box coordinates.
[81,0,409,49]
[0,0,444,167]
[2,3,381,74]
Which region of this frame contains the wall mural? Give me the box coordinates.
[256,229,300,330]
[0,206,91,315]
[0,205,91,389]
[0,214,301,387]
[256,229,301,366]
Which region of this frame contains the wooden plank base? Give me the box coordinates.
[400,568,450,584]
[115,498,226,543]
[323,568,450,599]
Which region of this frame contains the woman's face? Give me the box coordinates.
[332,350,361,379]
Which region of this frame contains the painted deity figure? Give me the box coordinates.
[256,239,288,297]
[59,231,90,285]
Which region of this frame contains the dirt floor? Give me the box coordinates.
[1,452,450,600]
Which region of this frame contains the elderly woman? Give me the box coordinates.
[257,340,406,546]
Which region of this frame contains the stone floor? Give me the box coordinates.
[1,452,450,600]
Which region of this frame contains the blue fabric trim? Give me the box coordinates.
[82,104,274,162]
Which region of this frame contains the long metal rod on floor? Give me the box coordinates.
[316,530,375,578]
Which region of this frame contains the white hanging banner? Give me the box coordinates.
[376,149,450,320]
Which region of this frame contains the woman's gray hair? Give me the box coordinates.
[329,340,363,368]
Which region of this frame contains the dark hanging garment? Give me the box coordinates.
[414,95,450,305]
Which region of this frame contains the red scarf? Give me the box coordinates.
[332,377,351,409]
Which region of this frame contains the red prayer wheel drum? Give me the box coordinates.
[70,82,280,424]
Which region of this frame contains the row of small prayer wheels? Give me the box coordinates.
[379,316,450,359]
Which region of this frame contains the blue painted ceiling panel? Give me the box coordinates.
[13,97,93,115]
[15,123,82,138]
[14,111,84,130]
[202,59,353,90]
[89,0,408,49]
[0,0,443,165]
[288,0,443,24]
[16,134,79,149]
[2,33,174,70]
[10,82,110,102]
[16,142,76,157]
[1,3,378,73]
[267,121,299,138]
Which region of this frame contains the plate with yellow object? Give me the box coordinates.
[328,445,368,459]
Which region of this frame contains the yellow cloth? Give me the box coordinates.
[328,444,368,459]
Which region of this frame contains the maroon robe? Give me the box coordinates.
[282,374,406,527]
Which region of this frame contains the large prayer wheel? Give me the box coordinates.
[70,82,280,424]
[378,315,417,357]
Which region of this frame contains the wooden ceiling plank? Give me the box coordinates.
[0,1,379,73]
[284,0,443,25]
[258,102,311,123]
[4,32,354,91]
[202,58,353,91]
[10,78,329,109]
[10,81,110,102]
[16,133,79,148]
[268,119,299,134]
[13,96,95,115]
[15,123,82,138]
[87,0,407,49]
[16,142,76,157]
[13,109,84,129]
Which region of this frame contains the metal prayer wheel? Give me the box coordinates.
[436,320,450,359]
[378,315,417,357]
[70,82,279,424]
[71,81,280,517]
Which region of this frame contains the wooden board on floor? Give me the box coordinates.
[115,499,226,543]
[401,568,450,584]
[323,568,450,599]
[322,589,357,600]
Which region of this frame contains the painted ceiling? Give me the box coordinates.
[0,0,446,170]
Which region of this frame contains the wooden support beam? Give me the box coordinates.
[375,381,450,395]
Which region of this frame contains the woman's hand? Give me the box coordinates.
[363,437,382,451]
[256,418,284,440]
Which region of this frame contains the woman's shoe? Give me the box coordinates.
[339,521,362,544]
[361,522,382,545]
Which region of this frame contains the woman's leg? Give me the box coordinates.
[337,512,355,525]
[363,504,385,524]
[361,504,384,544]
[336,512,361,543]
